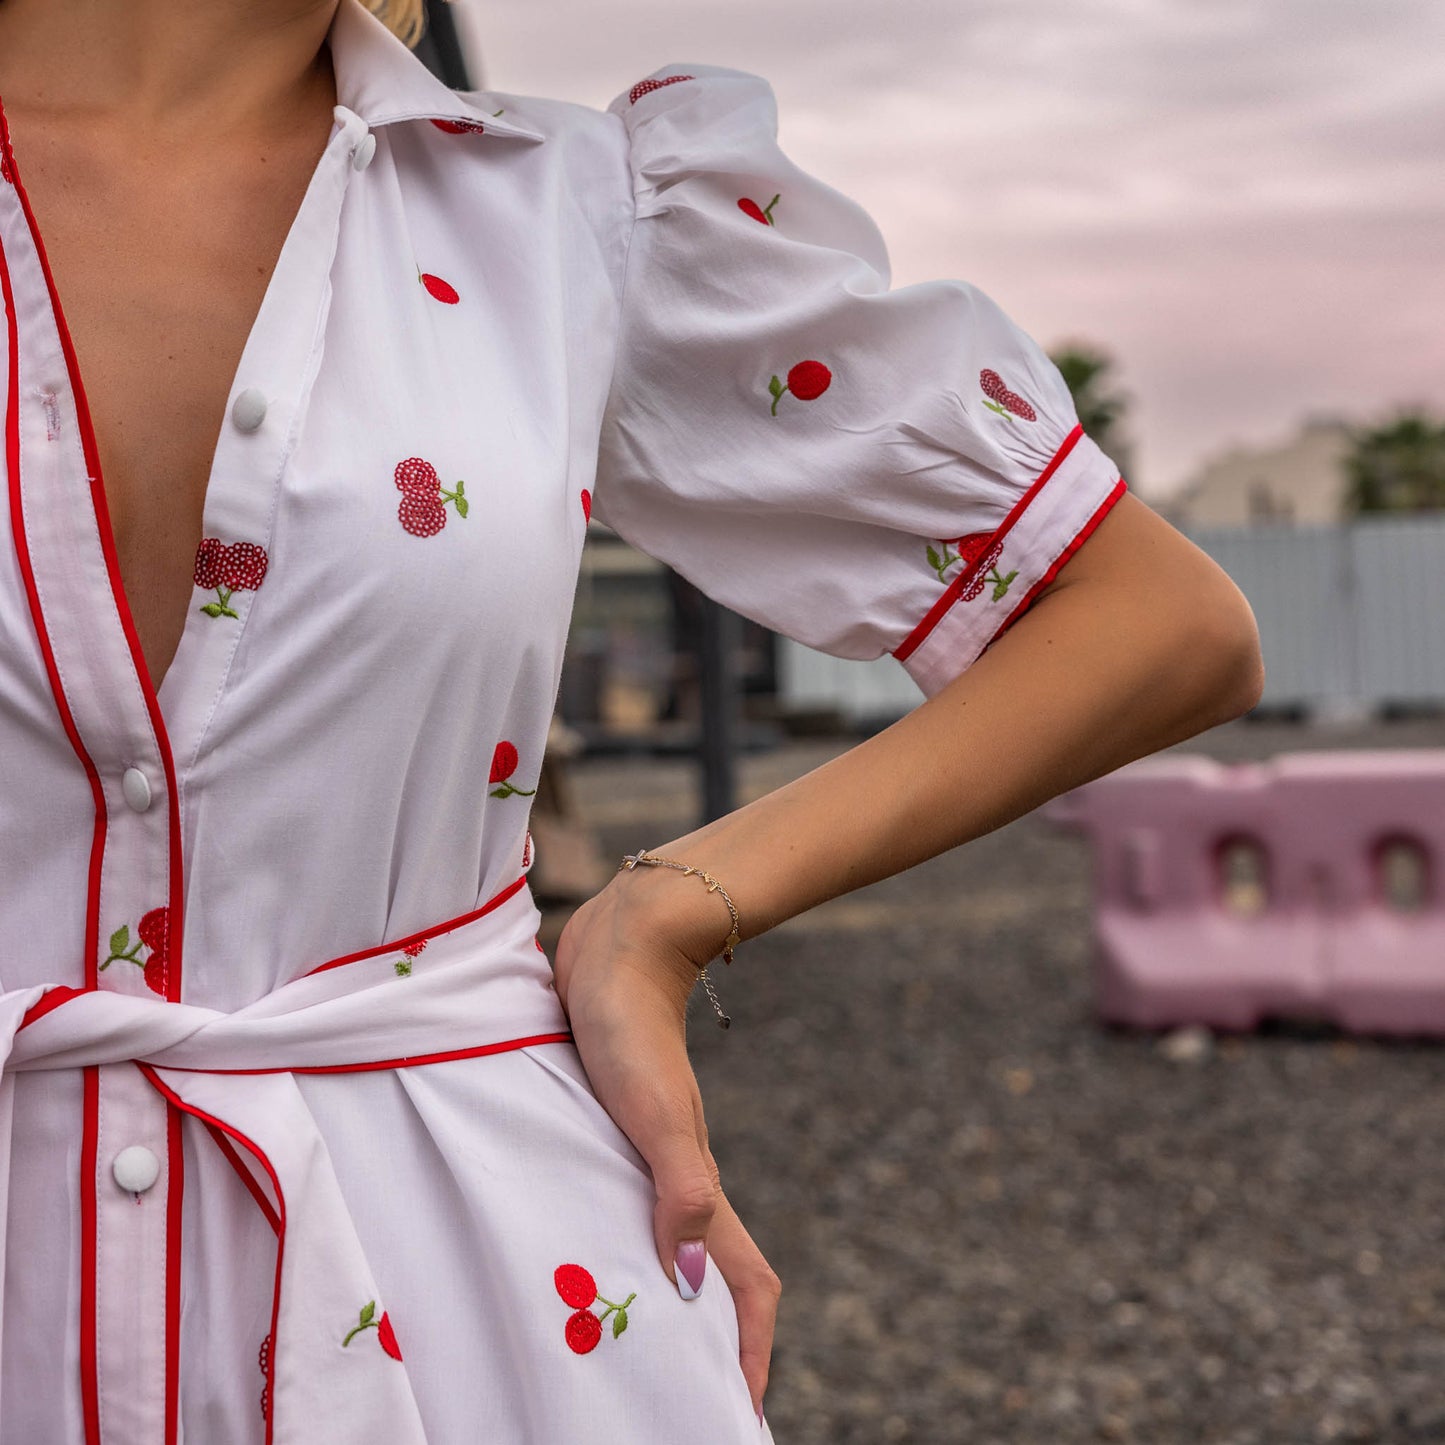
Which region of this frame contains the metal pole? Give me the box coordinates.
[419,0,473,89]
[696,593,740,824]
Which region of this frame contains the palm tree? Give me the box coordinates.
[1049,342,1134,482]
[1343,410,1445,513]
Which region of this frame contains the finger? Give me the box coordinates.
[567,983,720,1299]
[708,1187,781,1416]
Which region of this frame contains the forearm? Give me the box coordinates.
[621,499,1264,953]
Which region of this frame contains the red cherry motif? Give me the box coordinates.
[394,457,439,494]
[398,493,448,537]
[377,1312,403,1361]
[554,1263,598,1309]
[194,539,269,619]
[769,359,832,416]
[555,1263,635,1354]
[959,536,1017,602]
[628,75,695,105]
[926,528,1000,584]
[342,1300,403,1360]
[257,1335,272,1422]
[738,193,780,225]
[566,1310,603,1355]
[580,488,592,523]
[431,117,488,135]
[394,936,428,977]
[489,740,536,799]
[419,271,460,305]
[979,368,1038,423]
[101,906,169,995]
[392,456,468,536]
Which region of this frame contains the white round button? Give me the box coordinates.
[121,766,152,813]
[231,387,268,433]
[352,132,376,171]
[113,1145,161,1195]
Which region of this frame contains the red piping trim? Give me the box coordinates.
[79,1067,100,1445]
[0,102,109,1445]
[18,984,86,1031]
[205,1121,282,1235]
[894,423,1085,663]
[140,1067,284,1445]
[0,99,186,997]
[302,873,530,977]
[168,1029,575,1077]
[164,1106,183,1444]
[988,476,1128,647]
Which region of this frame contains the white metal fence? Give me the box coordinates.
[778,516,1445,724]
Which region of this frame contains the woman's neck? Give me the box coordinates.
[0,0,340,137]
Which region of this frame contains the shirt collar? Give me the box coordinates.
[328,0,546,143]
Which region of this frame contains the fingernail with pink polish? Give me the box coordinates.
[674,1240,706,1300]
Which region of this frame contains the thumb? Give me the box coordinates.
[643,1083,719,1301]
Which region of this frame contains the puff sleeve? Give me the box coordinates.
[594,65,1129,698]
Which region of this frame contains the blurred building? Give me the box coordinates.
[1160,417,1354,528]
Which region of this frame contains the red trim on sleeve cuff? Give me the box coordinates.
[893,423,1085,664]
[985,475,1128,647]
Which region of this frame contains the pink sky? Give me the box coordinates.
[453,0,1445,502]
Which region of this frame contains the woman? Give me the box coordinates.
[0,0,1264,1439]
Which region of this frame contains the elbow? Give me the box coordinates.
[1189,577,1266,726]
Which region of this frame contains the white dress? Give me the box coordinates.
[0,2,1125,1440]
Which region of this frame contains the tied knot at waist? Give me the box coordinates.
[6,874,569,1076]
[0,877,572,1445]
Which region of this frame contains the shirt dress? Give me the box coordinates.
[0,1,1126,1440]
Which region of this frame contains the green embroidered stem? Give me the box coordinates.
[440,482,469,519]
[99,923,144,972]
[768,375,785,416]
[987,566,1019,601]
[760,192,780,222]
[343,1301,377,1347]
[394,958,412,977]
[200,586,239,619]
[595,1291,636,1339]
[925,543,960,583]
[982,399,1013,418]
[489,781,537,799]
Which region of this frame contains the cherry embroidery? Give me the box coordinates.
[100,906,169,996]
[961,537,1017,602]
[769,359,832,416]
[628,75,694,105]
[194,539,269,618]
[258,1335,272,1422]
[979,368,1038,422]
[342,1300,403,1361]
[926,529,997,584]
[555,1264,636,1353]
[738,193,779,225]
[580,488,592,523]
[418,269,460,305]
[489,741,537,799]
[393,456,468,537]
[393,938,427,978]
[430,108,504,134]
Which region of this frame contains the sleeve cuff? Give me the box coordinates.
[893,426,1128,697]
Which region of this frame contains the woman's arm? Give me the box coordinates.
[553,492,1264,1412]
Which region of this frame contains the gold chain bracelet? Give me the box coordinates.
[618,849,741,1030]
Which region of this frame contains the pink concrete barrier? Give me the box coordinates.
[1041,750,1445,1036]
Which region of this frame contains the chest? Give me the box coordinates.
[6,116,330,689]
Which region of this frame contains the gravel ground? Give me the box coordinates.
[554,715,1445,1445]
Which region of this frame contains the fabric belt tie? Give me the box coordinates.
[0,877,569,1444]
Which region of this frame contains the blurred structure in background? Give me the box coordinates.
[1046,750,1445,1037]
